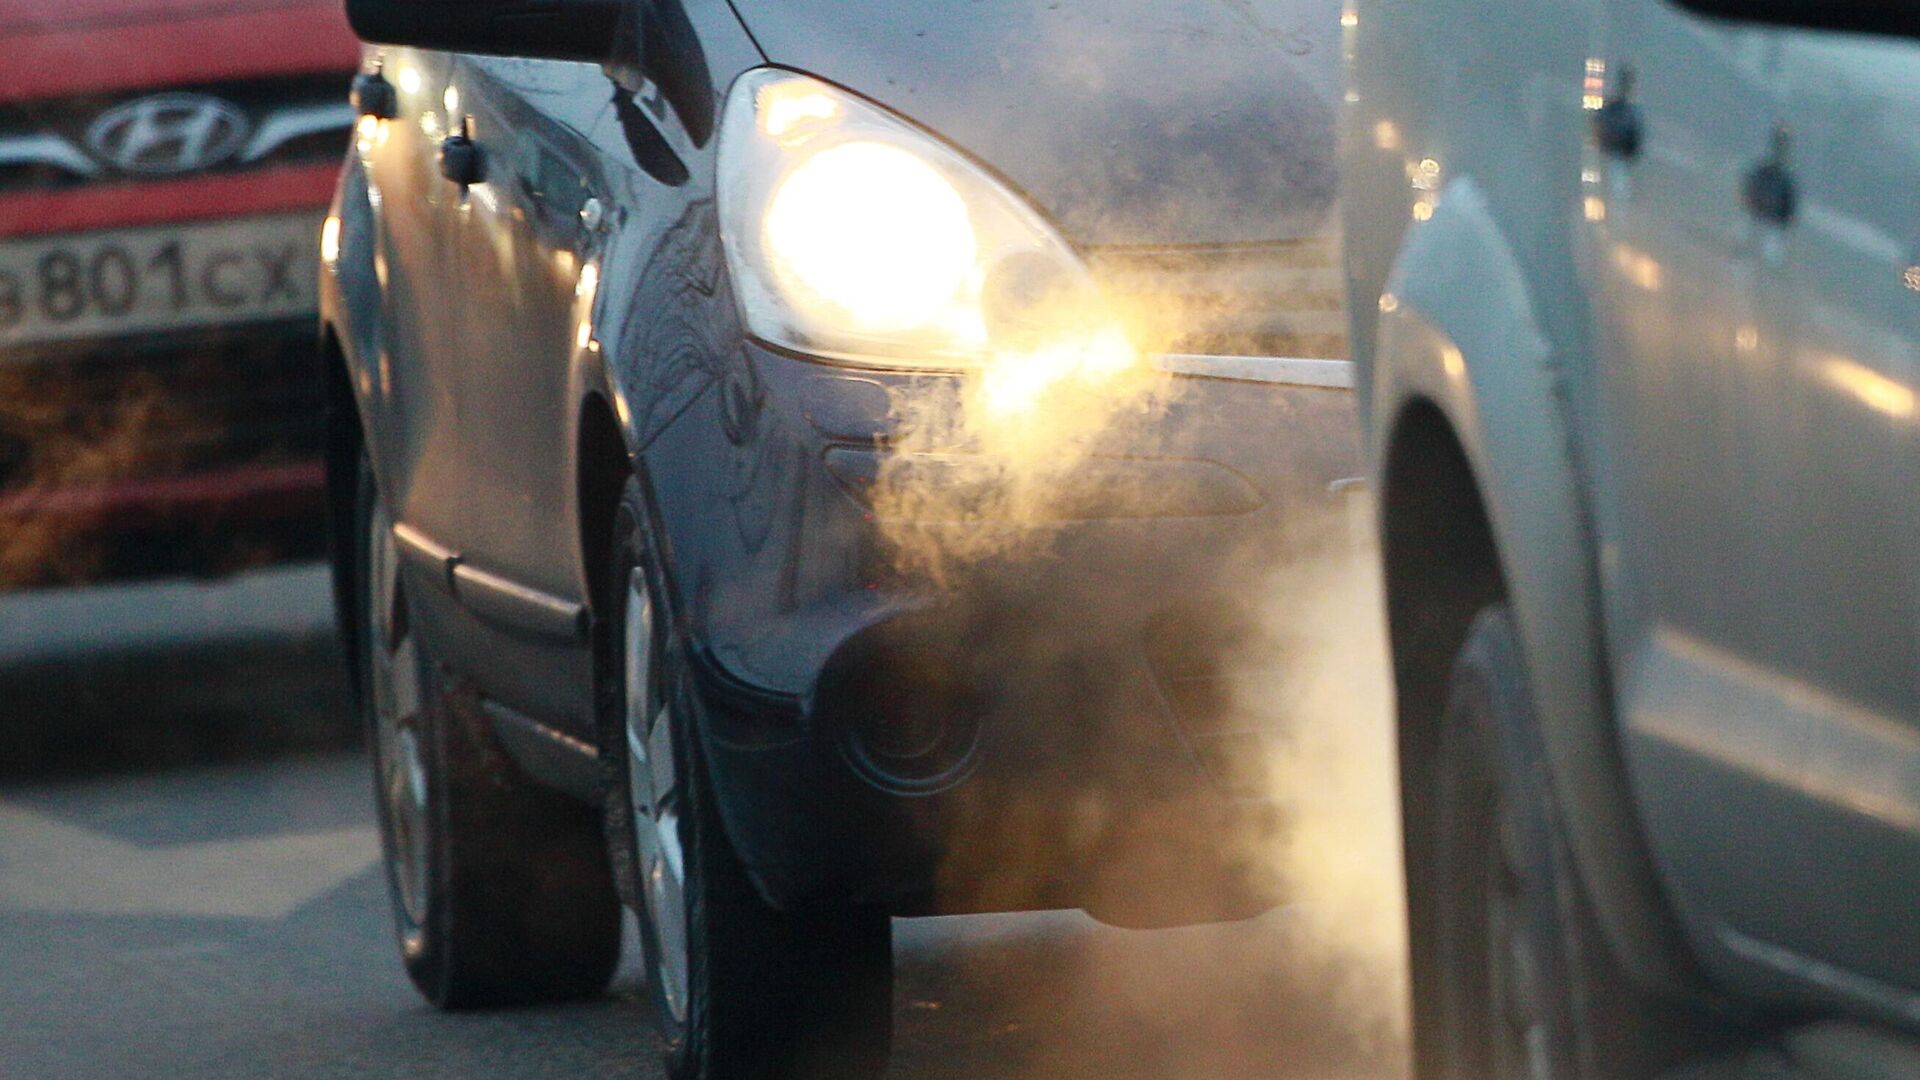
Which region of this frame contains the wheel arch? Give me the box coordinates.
[318,154,384,709]
[1380,395,1505,838]
[1368,176,1706,996]
[321,321,368,704]
[576,388,633,640]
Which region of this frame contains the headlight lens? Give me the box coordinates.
[763,141,976,336]
[718,69,1115,371]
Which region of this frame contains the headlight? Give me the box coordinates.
[717,69,1120,371]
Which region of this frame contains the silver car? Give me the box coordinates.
[1346,0,1920,1075]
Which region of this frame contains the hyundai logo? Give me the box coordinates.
[85,93,249,175]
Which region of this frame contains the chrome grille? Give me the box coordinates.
[1089,232,1349,362]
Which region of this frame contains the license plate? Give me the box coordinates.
[0,212,321,349]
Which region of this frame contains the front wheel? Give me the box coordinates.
[599,476,893,1080]
[1416,606,1719,1080]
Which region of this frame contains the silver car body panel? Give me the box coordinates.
[1346,0,1920,1027]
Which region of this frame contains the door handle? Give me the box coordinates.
[1593,66,1643,160]
[438,122,483,187]
[1743,126,1796,226]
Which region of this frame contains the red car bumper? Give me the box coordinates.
[0,0,358,592]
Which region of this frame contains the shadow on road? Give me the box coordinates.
[0,633,355,782]
[893,909,1401,1080]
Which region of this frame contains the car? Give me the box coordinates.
[1345,0,1920,1076]
[324,0,1356,1075]
[0,0,361,670]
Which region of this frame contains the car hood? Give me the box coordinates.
[728,0,1341,248]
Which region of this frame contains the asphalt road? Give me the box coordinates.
[2,759,1414,1079]
[0,564,1407,1079]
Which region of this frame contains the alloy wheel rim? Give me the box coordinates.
[625,567,690,1025]
[368,500,430,933]
[1490,807,1551,1080]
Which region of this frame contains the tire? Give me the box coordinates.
[1416,606,1717,1080]
[598,476,893,1080]
[353,450,622,1009]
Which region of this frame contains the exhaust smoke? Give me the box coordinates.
[886,488,1410,1077]
[1242,507,1410,1071]
[868,324,1181,585]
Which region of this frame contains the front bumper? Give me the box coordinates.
[0,318,327,591]
[644,341,1365,923]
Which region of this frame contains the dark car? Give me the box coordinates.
[324,0,1355,1075]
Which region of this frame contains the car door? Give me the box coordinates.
[360,47,465,534]
[429,55,613,730]
[1580,0,1786,976]
[1718,30,1920,998]
[1586,2,1920,1008]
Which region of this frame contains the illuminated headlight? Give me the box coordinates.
[718,69,1120,371]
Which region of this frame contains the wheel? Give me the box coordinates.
[1416,605,1716,1080]
[598,476,893,1080]
[353,450,622,1009]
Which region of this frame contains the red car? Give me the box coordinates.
[0,0,361,659]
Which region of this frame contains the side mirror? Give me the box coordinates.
[1670,0,1920,38]
[345,0,623,63]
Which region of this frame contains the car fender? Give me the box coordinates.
[569,313,628,456]
[1369,176,1701,994]
[561,198,709,595]
[319,155,384,662]
[320,156,382,424]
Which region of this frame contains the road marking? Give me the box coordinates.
[0,802,378,920]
